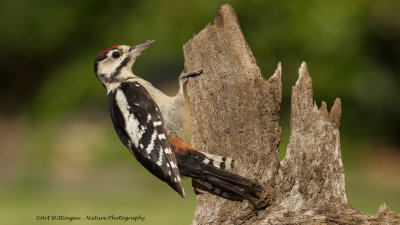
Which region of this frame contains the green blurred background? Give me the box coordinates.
[0,0,399,224]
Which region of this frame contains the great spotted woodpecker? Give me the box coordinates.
[94,40,261,203]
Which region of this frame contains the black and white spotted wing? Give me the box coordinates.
[107,81,184,197]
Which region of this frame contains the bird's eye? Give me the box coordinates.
[112,51,121,59]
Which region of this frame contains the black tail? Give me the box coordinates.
[191,164,262,205]
[169,137,262,205]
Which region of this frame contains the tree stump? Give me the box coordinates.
[183,4,400,225]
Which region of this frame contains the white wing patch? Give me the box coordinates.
[158,133,166,140]
[145,130,158,155]
[164,148,172,154]
[153,121,162,127]
[115,90,145,148]
[156,148,164,166]
[110,83,184,197]
[169,160,176,168]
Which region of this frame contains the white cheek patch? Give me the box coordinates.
[98,59,121,76]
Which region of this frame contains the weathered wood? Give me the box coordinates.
[183,4,400,225]
[276,62,346,211]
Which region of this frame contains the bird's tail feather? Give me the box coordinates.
[192,163,261,204]
[170,137,262,205]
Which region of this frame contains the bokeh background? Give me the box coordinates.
[1,0,399,224]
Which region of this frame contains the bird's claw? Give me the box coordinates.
[179,70,203,80]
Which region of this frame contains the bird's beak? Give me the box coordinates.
[129,40,155,59]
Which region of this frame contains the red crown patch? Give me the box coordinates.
[97,45,119,58]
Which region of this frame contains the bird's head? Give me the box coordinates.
[94,40,155,88]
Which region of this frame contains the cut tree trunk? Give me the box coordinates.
[183,4,400,225]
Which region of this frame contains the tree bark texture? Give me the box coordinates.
[183,4,400,225]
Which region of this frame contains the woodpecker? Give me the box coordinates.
[94,40,261,203]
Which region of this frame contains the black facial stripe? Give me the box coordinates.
[110,57,130,79]
[94,61,99,75]
[97,73,118,84]
[98,73,108,81]
[95,54,107,62]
